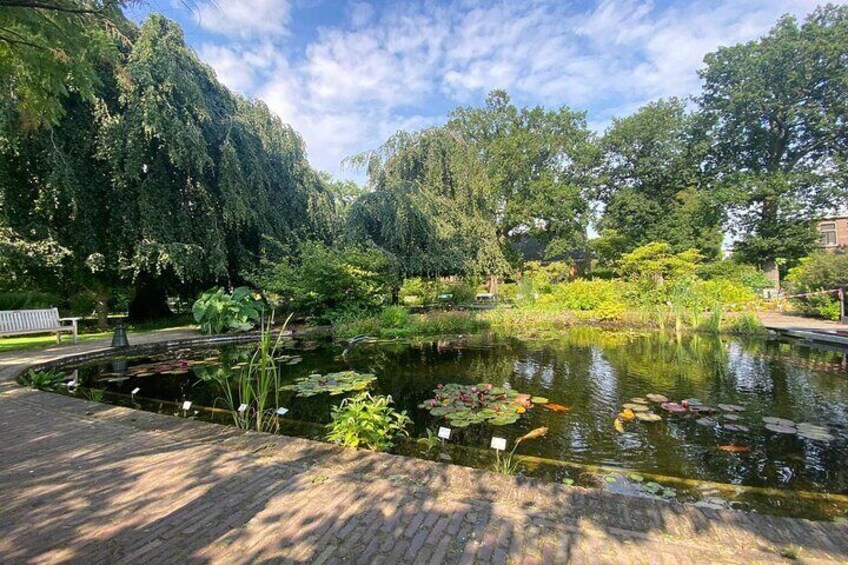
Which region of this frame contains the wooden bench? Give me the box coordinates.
[0,308,80,344]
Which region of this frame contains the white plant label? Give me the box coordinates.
[131,387,140,396]
[276,407,289,416]
[238,403,248,413]
[490,437,507,451]
[438,427,452,440]
[182,400,192,411]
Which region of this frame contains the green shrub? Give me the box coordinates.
[409,311,487,334]
[698,279,758,307]
[535,279,632,317]
[0,291,59,310]
[785,252,848,319]
[251,240,390,322]
[380,305,409,328]
[698,260,772,289]
[326,392,412,451]
[192,287,261,334]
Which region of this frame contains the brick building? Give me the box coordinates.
[817,215,848,249]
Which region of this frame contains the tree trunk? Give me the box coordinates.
[762,258,780,290]
[95,288,110,330]
[391,286,400,305]
[128,273,173,321]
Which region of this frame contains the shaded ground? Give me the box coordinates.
[1,336,848,563]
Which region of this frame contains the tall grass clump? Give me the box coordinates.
[725,312,768,336]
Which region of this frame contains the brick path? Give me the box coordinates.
[2,339,848,563]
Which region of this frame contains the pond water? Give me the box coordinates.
[53,328,848,520]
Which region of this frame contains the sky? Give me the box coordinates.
[128,0,838,182]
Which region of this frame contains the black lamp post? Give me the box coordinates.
[111,322,129,348]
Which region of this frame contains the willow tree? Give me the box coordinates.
[0,13,331,323]
[596,98,722,259]
[699,5,848,282]
[448,90,597,260]
[346,128,508,300]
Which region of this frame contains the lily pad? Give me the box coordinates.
[622,403,649,412]
[721,414,742,421]
[762,417,796,427]
[696,417,718,426]
[723,424,750,432]
[646,394,668,403]
[419,383,539,427]
[661,402,687,413]
[683,398,703,406]
[630,397,648,404]
[765,424,797,434]
[281,371,376,397]
[635,412,661,422]
[717,404,745,412]
[797,430,835,442]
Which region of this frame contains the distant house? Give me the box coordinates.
[816,216,848,249]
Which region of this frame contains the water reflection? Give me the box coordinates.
[65,328,848,495]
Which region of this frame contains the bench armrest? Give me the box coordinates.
[59,317,82,322]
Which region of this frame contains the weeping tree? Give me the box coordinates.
[699,5,848,284]
[345,128,509,301]
[0,13,332,324]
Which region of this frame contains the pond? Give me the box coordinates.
[50,328,848,520]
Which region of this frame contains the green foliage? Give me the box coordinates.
[785,252,848,320]
[20,369,64,390]
[725,312,768,336]
[449,90,597,259]
[192,287,260,335]
[335,310,488,339]
[379,306,409,328]
[398,278,477,306]
[326,392,411,451]
[618,242,702,283]
[597,99,721,259]
[0,291,59,310]
[698,261,772,290]
[252,240,390,322]
[699,6,848,267]
[535,279,630,319]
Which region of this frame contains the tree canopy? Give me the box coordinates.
[699,4,848,272]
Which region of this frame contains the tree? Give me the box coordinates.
[345,128,508,299]
[448,90,597,260]
[0,0,134,130]
[0,14,332,323]
[596,98,722,259]
[699,5,848,282]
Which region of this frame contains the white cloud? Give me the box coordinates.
[194,0,291,38]
[188,0,846,179]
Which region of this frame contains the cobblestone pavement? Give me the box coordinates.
[1,341,848,564]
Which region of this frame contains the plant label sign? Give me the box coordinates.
[182,400,192,411]
[490,437,507,451]
[131,387,140,395]
[276,407,289,416]
[238,403,248,413]
[438,427,452,440]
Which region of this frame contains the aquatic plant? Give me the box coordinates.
[326,392,411,451]
[21,369,65,391]
[419,383,548,427]
[281,371,376,397]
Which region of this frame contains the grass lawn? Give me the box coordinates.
[0,315,196,354]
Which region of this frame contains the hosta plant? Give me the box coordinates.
[326,392,411,451]
[192,287,261,334]
[21,369,65,390]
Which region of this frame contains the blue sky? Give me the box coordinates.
[128,0,838,182]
